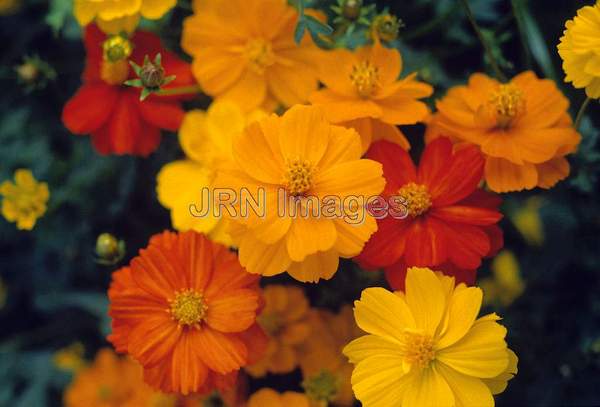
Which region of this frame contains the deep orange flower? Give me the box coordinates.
[427,71,581,192]
[357,138,504,284]
[108,230,267,395]
[62,25,195,156]
[310,40,433,152]
[181,0,320,111]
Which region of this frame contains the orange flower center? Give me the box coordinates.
[101,35,132,85]
[350,60,380,98]
[284,159,315,196]
[400,331,436,370]
[169,289,207,328]
[245,39,275,73]
[397,182,432,217]
[488,84,526,129]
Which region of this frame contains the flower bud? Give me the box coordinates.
[16,62,38,83]
[102,35,133,63]
[342,0,362,20]
[140,60,165,89]
[96,233,119,259]
[372,14,402,42]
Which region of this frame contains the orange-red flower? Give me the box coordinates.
[108,230,267,395]
[62,25,195,156]
[427,71,581,192]
[357,138,503,286]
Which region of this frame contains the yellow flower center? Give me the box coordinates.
[350,60,380,98]
[397,182,432,217]
[488,84,526,129]
[284,159,315,196]
[169,290,207,328]
[245,39,275,73]
[400,331,436,370]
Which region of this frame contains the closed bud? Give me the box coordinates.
[372,14,402,42]
[140,60,165,89]
[342,0,362,20]
[102,35,133,63]
[95,233,125,265]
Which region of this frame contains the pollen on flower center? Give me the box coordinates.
[400,331,436,370]
[488,84,526,129]
[168,289,207,327]
[397,182,432,217]
[284,159,315,196]
[245,39,275,73]
[350,60,380,98]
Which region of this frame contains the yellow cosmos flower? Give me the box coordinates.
[300,306,362,406]
[246,285,311,377]
[0,169,49,230]
[558,2,600,98]
[157,101,265,246]
[181,0,321,111]
[73,0,176,34]
[54,343,87,373]
[310,40,433,152]
[481,250,525,308]
[214,105,385,282]
[248,388,310,407]
[343,267,517,407]
[510,196,545,246]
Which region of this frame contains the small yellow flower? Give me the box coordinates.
[0,169,49,230]
[246,285,312,377]
[558,2,600,98]
[510,197,545,246]
[73,0,176,34]
[156,101,265,246]
[481,250,526,307]
[344,267,517,407]
[54,343,87,373]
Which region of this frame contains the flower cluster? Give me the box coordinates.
[20,0,596,405]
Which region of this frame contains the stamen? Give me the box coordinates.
[245,39,275,73]
[350,60,380,98]
[168,289,207,328]
[397,182,432,217]
[284,159,315,196]
[488,84,526,129]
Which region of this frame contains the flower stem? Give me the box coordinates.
[459,0,507,82]
[156,84,202,97]
[574,97,591,131]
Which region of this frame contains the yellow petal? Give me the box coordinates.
[312,159,385,199]
[286,217,337,262]
[436,362,494,407]
[401,365,454,407]
[279,105,329,164]
[405,267,447,337]
[237,227,291,276]
[482,348,518,395]
[343,334,402,364]
[333,215,377,257]
[353,287,416,341]
[140,0,176,19]
[436,287,483,349]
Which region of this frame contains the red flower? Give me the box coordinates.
[62,25,195,156]
[356,137,504,288]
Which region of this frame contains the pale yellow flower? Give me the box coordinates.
[481,250,526,307]
[54,343,87,373]
[511,197,545,246]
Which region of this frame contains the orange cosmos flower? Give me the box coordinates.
[310,40,433,152]
[428,71,581,192]
[248,388,310,407]
[108,230,267,395]
[181,0,320,111]
[246,285,311,377]
[64,348,174,407]
[213,105,385,282]
[356,138,503,285]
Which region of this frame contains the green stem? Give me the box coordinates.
[156,84,202,97]
[574,97,591,131]
[459,0,507,82]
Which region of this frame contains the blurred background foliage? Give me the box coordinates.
[0,0,599,405]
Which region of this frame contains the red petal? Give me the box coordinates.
[62,83,118,134]
[429,205,502,226]
[417,137,453,190]
[403,216,449,266]
[431,145,484,206]
[138,97,185,131]
[366,140,417,194]
[83,25,105,82]
[444,223,490,270]
[459,189,502,210]
[484,224,504,258]
[355,217,411,268]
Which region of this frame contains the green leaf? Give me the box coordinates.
[45,0,75,35]
[294,18,307,44]
[305,15,334,35]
